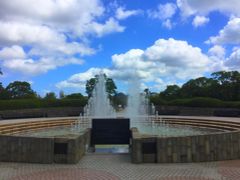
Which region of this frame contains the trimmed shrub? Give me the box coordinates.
[0,99,87,111]
[152,97,240,109]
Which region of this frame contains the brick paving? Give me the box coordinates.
[0,154,239,180]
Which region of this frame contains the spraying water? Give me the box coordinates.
[84,73,116,118]
[124,78,150,127]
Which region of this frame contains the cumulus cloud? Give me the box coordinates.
[192,16,209,27]
[177,0,240,17]
[148,3,177,20]
[57,38,212,91]
[208,45,226,59]
[224,47,240,71]
[115,7,142,20]
[0,45,26,59]
[207,17,240,45]
[0,0,125,75]
[83,18,125,38]
[56,67,112,89]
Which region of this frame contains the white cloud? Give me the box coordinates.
[115,7,141,20]
[148,3,177,29]
[148,3,177,20]
[2,57,84,75]
[192,16,209,27]
[83,18,125,38]
[0,0,126,75]
[0,21,95,56]
[0,45,26,59]
[207,17,240,45]
[224,47,240,70]
[56,67,112,89]
[177,0,240,17]
[57,38,212,91]
[162,19,173,29]
[208,45,225,59]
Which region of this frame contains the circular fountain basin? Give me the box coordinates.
[136,123,222,137]
[16,126,86,138]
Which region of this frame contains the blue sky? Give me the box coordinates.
[0,0,240,96]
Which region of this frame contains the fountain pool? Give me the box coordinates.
[136,123,222,137]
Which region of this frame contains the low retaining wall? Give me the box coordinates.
[0,107,84,119]
[0,129,91,164]
[155,106,240,117]
[131,128,240,163]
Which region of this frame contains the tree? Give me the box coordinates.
[6,81,37,99]
[0,83,9,99]
[211,71,240,100]
[180,77,219,98]
[65,93,85,99]
[86,74,117,97]
[160,85,181,100]
[112,92,127,108]
[44,92,57,100]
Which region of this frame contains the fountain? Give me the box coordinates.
[1,73,240,164]
[124,77,150,127]
[84,73,116,118]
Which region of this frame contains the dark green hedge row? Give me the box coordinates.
[0,99,88,111]
[152,97,240,109]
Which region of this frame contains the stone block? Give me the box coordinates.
[131,139,142,163]
[143,154,156,163]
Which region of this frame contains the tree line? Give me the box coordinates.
[150,71,240,104]
[0,81,87,101]
[0,70,239,109]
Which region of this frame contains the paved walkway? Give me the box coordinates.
[1,153,240,180]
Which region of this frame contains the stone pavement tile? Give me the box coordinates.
[1,155,240,180]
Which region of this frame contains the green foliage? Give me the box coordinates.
[65,93,85,99]
[149,94,167,105]
[0,99,88,111]
[44,92,57,100]
[160,85,180,100]
[151,97,240,109]
[6,81,37,99]
[156,71,240,102]
[112,92,127,107]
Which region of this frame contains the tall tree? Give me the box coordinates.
[211,71,240,100]
[86,74,117,97]
[44,92,57,100]
[181,77,218,98]
[6,81,37,99]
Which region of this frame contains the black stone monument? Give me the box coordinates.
[91,118,130,145]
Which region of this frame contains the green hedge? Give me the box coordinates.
[0,99,88,111]
[152,97,240,109]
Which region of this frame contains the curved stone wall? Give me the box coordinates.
[131,117,240,163]
[0,118,91,164]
